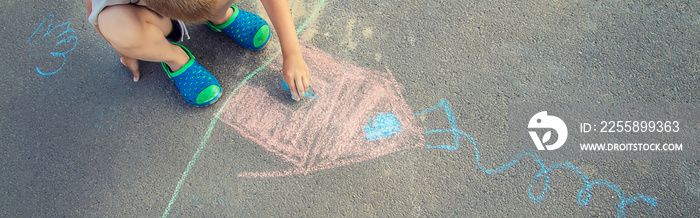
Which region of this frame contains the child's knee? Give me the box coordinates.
[97,5,149,49]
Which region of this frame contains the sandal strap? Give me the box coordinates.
[162,43,221,106]
[206,5,270,50]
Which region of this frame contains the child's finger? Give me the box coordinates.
[132,73,140,82]
[120,57,141,82]
[290,80,302,101]
[285,79,299,100]
[295,79,306,100]
[127,61,140,82]
[302,77,310,94]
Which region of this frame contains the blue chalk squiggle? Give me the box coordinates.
[413,99,658,217]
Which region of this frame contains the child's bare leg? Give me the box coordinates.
[97,5,190,78]
[209,0,237,25]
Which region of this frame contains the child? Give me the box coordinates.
[85,0,311,106]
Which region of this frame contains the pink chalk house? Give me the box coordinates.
[218,43,424,178]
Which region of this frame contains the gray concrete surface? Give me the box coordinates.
[1,0,699,216]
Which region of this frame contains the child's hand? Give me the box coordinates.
[119,55,140,82]
[282,55,310,100]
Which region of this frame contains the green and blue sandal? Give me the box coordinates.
[162,43,222,107]
[206,5,270,51]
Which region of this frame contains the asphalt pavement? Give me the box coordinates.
[1,0,699,216]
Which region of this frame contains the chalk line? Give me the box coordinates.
[161,0,327,217]
[415,99,658,217]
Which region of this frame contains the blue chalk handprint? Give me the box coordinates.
[27,14,78,76]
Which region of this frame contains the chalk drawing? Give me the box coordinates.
[218,43,424,178]
[162,0,327,216]
[414,99,658,218]
[364,112,402,141]
[281,78,319,100]
[413,100,461,151]
[213,39,656,215]
[163,0,656,216]
[27,14,78,76]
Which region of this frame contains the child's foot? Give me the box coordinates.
[206,5,270,51]
[120,56,140,82]
[162,43,222,107]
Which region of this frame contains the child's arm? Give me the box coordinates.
[260,0,310,100]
